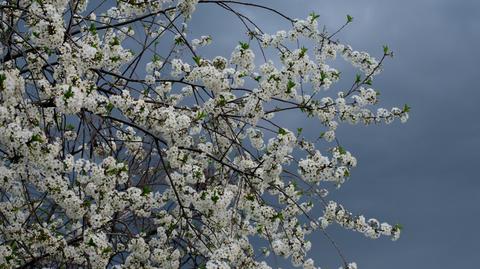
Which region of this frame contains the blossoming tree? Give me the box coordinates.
[0,0,409,268]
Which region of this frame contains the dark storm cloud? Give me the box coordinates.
[189,1,479,268]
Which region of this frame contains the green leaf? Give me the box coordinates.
[105,167,118,176]
[0,73,6,90]
[153,54,161,62]
[239,41,249,50]
[256,224,264,234]
[355,74,361,84]
[393,223,404,231]
[63,86,74,99]
[338,146,347,155]
[297,128,303,135]
[82,199,91,207]
[217,95,227,106]
[195,111,207,121]
[278,128,287,136]
[211,194,219,204]
[88,23,97,35]
[299,46,308,58]
[110,37,120,46]
[174,37,184,45]
[143,88,150,96]
[320,71,327,81]
[142,186,152,196]
[87,238,97,247]
[66,124,76,131]
[106,103,114,113]
[102,246,113,254]
[42,46,54,55]
[180,154,188,164]
[192,56,201,66]
[403,104,411,113]
[383,45,390,54]
[270,212,284,221]
[238,72,247,78]
[309,12,320,22]
[30,134,43,144]
[286,80,295,93]
[110,56,121,63]
[347,14,354,23]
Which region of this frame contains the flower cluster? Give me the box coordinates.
[298,146,357,186]
[319,201,401,241]
[192,35,212,50]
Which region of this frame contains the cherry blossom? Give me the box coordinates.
[0,1,408,268]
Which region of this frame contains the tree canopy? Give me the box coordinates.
[0,1,408,268]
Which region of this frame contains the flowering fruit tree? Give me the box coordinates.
[0,1,408,268]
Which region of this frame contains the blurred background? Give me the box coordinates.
[188,0,480,268]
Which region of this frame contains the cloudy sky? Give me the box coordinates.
[188,0,480,268]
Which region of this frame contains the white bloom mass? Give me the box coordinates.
[0,1,408,268]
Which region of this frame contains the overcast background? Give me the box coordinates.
[188,0,480,268]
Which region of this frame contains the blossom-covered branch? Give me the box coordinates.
[0,1,407,268]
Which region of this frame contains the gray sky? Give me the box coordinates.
[189,0,480,268]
